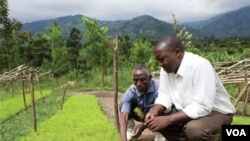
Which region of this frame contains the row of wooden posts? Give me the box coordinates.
[0,65,51,132]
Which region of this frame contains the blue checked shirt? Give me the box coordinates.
[121,78,159,114]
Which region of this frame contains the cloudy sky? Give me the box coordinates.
[8,0,250,23]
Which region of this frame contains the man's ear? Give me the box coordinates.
[149,74,152,80]
[175,48,182,57]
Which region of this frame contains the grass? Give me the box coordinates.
[232,116,250,125]
[233,101,250,116]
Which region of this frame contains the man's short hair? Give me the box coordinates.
[133,64,151,77]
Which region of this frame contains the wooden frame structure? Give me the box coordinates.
[0,64,51,131]
[213,58,250,116]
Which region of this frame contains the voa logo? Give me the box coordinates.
[226,129,246,136]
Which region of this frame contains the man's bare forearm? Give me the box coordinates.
[119,113,129,141]
[149,104,166,116]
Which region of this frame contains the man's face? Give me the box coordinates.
[154,46,181,73]
[132,69,151,92]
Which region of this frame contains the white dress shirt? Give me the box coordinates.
[155,52,236,119]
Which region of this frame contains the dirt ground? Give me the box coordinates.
[74,91,155,141]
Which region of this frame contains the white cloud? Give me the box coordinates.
[8,0,250,23]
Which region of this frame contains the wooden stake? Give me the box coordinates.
[20,72,27,109]
[36,72,42,96]
[233,83,250,107]
[29,71,37,132]
[242,87,250,116]
[61,86,67,110]
[109,36,120,131]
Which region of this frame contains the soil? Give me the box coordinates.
[72,91,155,141]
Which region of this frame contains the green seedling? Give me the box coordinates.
[134,107,144,119]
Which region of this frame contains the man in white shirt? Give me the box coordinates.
[145,36,236,141]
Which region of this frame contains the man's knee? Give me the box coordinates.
[184,123,214,141]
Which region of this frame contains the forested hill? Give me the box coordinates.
[99,15,175,40]
[21,5,250,40]
[21,15,180,40]
[181,6,250,38]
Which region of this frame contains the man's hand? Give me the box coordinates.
[130,123,145,140]
[145,116,170,132]
[145,111,156,121]
[145,104,165,122]
[146,110,191,132]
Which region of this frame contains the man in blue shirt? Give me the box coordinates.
[119,65,164,141]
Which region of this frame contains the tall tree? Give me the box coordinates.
[29,33,51,67]
[18,31,32,65]
[81,17,112,87]
[129,32,153,65]
[172,14,192,49]
[8,30,22,68]
[43,20,70,82]
[0,0,21,71]
[172,14,202,55]
[66,27,82,70]
[119,35,132,67]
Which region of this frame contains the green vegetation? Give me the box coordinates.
[232,116,250,125]
[0,90,52,121]
[234,101,250,116]
[0,89,70,141]
[20,95,120,141]
[134,107,144,119]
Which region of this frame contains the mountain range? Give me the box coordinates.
[21,5,250,40]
